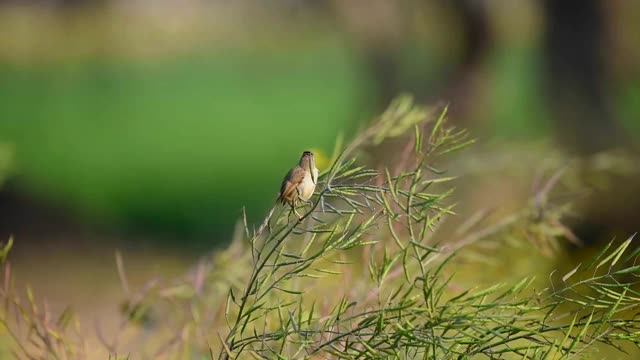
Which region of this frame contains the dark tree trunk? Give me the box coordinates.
[543,0,638,250]
[543,0,626,154]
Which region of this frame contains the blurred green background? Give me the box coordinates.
[0,0,638,250]
[0,44,369,244]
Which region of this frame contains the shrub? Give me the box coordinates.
[1,96,639,359]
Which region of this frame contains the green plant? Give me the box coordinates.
[215,96,640,359]
[1,96,640,359]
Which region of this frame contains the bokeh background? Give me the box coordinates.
[0,0,639,355]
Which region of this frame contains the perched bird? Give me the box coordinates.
[257,151,319,236]
[277,150,319,216]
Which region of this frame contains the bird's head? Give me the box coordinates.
[299,150,314,167]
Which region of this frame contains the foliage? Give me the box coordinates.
[1,96,640,359]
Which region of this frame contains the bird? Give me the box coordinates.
[277,150,319,217]
[257,151,319,236]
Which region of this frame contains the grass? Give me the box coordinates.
[1,96,640,359]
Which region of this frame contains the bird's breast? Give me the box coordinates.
[297,168,318,201]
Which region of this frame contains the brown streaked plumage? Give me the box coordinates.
[277,151,318,209]
[256,151,319,236]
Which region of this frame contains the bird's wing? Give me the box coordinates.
[279,166,306,204]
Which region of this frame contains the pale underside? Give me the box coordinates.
[279,166,318,205]
[297,167,319,201]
